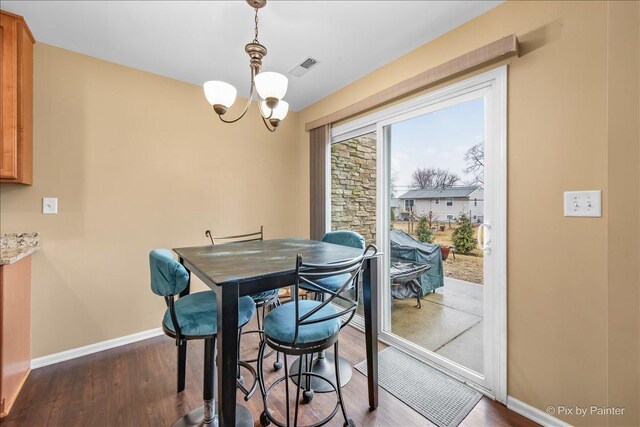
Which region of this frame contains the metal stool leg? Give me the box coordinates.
[284,356,291,427]
[334,341,354,427]
[236,324,258,400]
[302,353,314,403]
[293,356,304,426]
[177,339,187,393]
[257,339,272,427]
[272,299,283,371]
[262,299,283,371]
[237,327,244,384]
[241,297,283,372]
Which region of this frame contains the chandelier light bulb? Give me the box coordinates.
[203,81,238,114]
[260,99,289,121]
[254,72,288,104]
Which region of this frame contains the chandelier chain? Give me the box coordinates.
[254,8,259,42]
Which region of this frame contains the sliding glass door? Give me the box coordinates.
[379,94,488,383]
[328,67,507,400]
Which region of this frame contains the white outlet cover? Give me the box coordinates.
[564,191,601,217]
[42,197,58,214]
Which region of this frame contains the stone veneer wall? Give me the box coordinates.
[331,133,377,244]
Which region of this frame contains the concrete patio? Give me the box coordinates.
[391,277,484,373]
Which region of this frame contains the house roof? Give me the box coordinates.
[398,186,480,199]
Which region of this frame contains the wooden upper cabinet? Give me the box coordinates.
[0,11,34,185]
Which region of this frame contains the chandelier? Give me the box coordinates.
[203,0,289,132]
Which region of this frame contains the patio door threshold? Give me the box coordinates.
[378,331,495,399]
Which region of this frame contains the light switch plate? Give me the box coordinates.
[564,191,601,217]
[42,197,58,214]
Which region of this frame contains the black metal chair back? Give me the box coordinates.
[205,226,263,246]
[291,245,376,345]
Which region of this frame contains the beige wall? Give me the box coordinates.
[298,1,639,425]
[0,43,306,358]
[0,3,637,426]
[607,2,640,426]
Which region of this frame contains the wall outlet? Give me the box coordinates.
[564,191,601,217]
[43,197,58,214]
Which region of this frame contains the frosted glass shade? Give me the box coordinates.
[261,100,289,121]
[203,81,237,108]
[254,72,288,101]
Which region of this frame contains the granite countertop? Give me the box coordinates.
[0,232,40,265]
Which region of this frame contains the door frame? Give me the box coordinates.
[330,66,507,402]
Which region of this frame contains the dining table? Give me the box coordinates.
[173,238,380,427]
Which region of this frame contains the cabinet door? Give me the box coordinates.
[0,14,18,180]
[15,21,33,184]
[0,258,32,417]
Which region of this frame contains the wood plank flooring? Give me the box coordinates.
[2,324,537,426]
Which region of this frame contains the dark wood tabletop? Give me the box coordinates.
[173,238,364,286]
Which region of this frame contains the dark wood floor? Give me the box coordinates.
[2,323,537,427]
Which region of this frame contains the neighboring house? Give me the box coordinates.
[398,185,484,222]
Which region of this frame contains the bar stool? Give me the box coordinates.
[291,230,366,400]
[149,249,257,426]
[257,246,374,427]
[205,227,283,372]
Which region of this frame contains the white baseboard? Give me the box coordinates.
[507,396,572,427]
[31,328,164,370]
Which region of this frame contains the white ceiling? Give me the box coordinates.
[2,1,502,111]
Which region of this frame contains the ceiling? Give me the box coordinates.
[2,1,502,111]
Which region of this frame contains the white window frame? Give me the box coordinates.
[446,198,454,207]
[329,66,507,403]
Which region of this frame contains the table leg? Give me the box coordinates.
[217,284,239,427]
[362,256,379,411]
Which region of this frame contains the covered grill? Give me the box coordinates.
[389,230,444,307]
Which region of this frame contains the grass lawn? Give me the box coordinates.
[392,220,484,284]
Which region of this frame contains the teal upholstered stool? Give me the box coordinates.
[300,231,365,293]
[150,249,256,426]
[263,300,341,345]
[205,227,283,371]
[292,231,366,397]
[162,291,256,337]
[257,249,372,427]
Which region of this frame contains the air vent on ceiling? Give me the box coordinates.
[289,57,319,77]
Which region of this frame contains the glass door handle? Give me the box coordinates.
[477,223,491,253]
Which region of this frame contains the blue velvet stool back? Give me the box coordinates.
[149,248,190,297]
[321,231,366,250]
